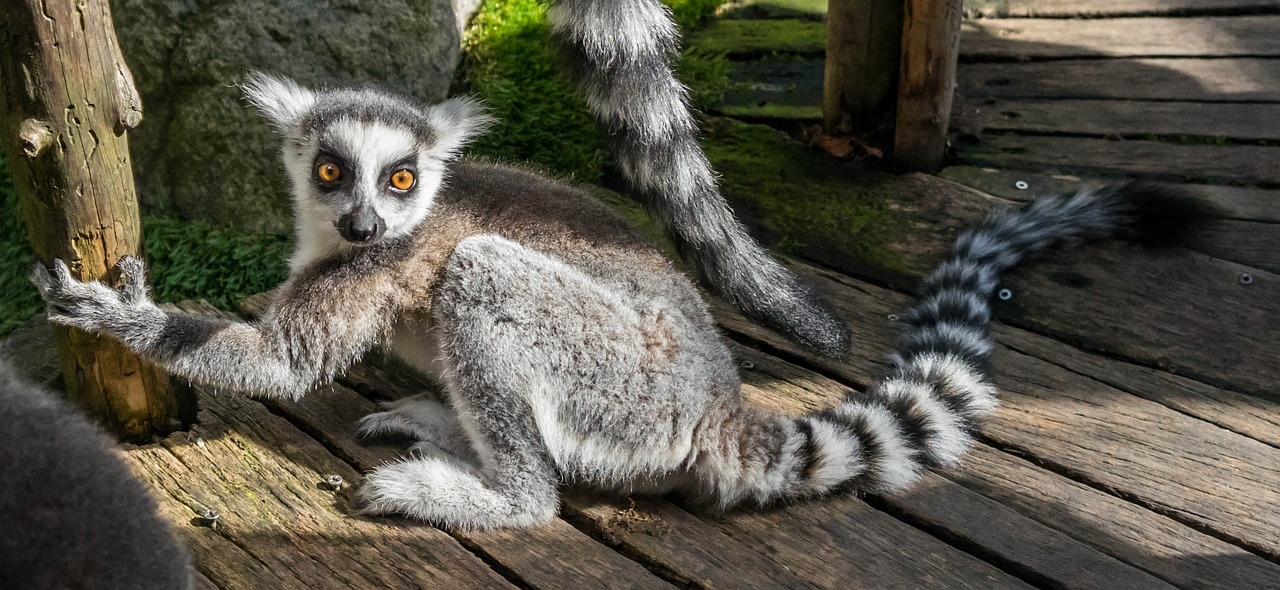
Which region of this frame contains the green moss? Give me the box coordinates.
[700,118,911,278]
[687,19,825,57]
[718,102,822,121]
[462,0,607,182]
[724,0,828,19]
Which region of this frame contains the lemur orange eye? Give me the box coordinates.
[316,162,341,183]
[390,169,415,191]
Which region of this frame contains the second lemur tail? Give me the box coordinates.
[697,183,1209,506]
[548,0,852,357]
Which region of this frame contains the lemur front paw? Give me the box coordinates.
[32,256,154,334]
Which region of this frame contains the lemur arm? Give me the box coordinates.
[33,256,395,400]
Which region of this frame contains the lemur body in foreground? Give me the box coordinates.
[0,361,195,588]
[34,68,1197,528]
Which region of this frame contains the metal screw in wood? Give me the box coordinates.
[202,509,220,529]
[327,475,345,491]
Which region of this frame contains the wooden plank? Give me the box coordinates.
[937,166,1280,223]
[122,391,515,590]
[721,348,1172,586]
[955,99,1280,142]
[702,495,1034,590]
[714,265,1280,560]
[688,19,826,58]
[936,167,1280,273]
[957,134,1280,185]
[727,337,1280,586]
[954,445,1280,590]
[957,58,1280,102]
[965,0,1280,18]
[994,325,1280,449]
[709,128,1280,397]
[894,0,964,171]
[961,17,1280,59]
[561,494,821,590]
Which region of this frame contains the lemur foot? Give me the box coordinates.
[356,395,476,464]
[32,256,156,335]
[359,457,557,529]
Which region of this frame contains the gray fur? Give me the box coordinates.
[0,360,194,589]
[549,0,852,357]
[33,79,1186,530]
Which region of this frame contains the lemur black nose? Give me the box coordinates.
[339,211,383,244]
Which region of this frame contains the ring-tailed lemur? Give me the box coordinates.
[32,73,1204,529]
[549,0,852,358]
[0,360,194,588]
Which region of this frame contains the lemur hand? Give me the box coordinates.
[32,256,155,335]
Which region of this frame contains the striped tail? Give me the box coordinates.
[547,0,852,358]
[698,183,1209,506]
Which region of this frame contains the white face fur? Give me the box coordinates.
[241,72,491,270]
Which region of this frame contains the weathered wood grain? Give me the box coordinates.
[994,325,1280,449]
[715,156,1279,397]
[935,167,1280,273]
[961,16,1280,59]
[951,445,1280,590]
[731,345,1190,590]
[122,391,515,590]
[937,167,1280,223]
[964,0,1280,17]
[562,494,821,590]
[954,99,1280,142]
[713,265,1280,561]
[894,0,964,171]
[732,338,1280,589]
[703,495,1034,590]
[822,0,902,133]
[957,134,1280,185]
[957,58,1280,102]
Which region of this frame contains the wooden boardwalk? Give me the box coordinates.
[99,2,1280,588]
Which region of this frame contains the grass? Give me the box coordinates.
[461,0,730,182]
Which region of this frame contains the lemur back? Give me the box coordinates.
[33,68,1206,528]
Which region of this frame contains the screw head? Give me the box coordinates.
[1240,273,1254,285]
[998,288,1013,301]
[1014,181,1029,190]
[326,474,345,490]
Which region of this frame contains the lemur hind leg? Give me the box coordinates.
[356,395,477,464]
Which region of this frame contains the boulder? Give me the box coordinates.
[113,0,463,235]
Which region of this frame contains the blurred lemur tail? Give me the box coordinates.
[698,183,1212,506]
[548,0,853,358]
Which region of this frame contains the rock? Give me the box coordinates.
[112,0,463,235]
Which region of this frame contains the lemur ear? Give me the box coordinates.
[241,71,317,130]
[422,96,495,159]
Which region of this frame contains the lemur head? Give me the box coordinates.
[242,72,491,248]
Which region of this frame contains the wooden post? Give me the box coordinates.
[0,0,180,439]
[893,0,964,172]
[822,0,905,134]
